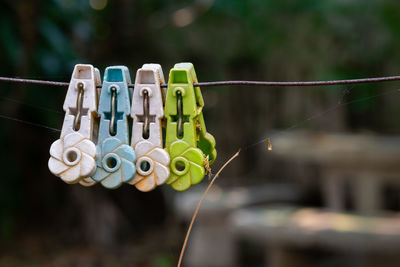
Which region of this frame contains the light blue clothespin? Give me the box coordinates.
[92,66,136,189]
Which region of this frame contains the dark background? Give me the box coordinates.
[1,0,400,266]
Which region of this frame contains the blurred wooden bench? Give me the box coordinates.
[231,206,400,267]
[270,131,400,213]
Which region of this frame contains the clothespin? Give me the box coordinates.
[129,64,170,192]
[164,63,217,191]
[48,64,100,185]
[91,66,136,189]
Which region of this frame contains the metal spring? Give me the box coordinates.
[109,86,117,136]
[177,90,183,137]
[73,82,84,131]
[142,89,150,139]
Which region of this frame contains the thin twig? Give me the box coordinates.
[177,150,241,267]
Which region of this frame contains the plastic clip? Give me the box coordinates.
[164,63,217,191]
[91,66,136,189]
[129,64,170,192]
[48,64,100,185]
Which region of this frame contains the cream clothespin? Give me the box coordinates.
[48,64,100,184]
[129,64,170,192]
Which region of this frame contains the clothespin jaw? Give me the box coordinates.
[164,63,216,191]
[185,63,217,164]
[129,64,170,192]
[91,66,136,189]
[78,67,102,187]
[49,64,100,184]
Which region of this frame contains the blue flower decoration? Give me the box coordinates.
[92,137,136,189]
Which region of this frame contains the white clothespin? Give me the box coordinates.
[48,64,100,185]
[129,64,170,192]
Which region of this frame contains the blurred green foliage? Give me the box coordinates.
[1,0,400,264]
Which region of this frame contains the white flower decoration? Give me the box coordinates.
[48,132,97,184]
[129,141,170,192]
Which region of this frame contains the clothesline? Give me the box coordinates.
[1,75,400,88]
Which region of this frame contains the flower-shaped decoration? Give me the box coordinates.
[48,132,97,184]
[166,140,205,191]
[129,141,170,192]
[92,137,136,189]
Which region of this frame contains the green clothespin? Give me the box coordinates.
[164,63,217,191]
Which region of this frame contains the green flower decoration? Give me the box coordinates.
[167,140,205,191]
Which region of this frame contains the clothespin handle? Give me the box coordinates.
[92,66,136,189]
[131,64,165,147]
[60,65,100,139]
[164,62,216,163]
[97,66,132,143]
[49,64,100,184]
[129,64,170,192]
[164,63,212,191]
[165,63,199,148]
